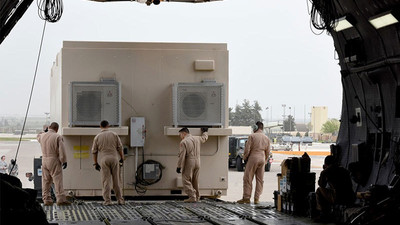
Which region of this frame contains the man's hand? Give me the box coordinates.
[176,167,181,174]
[62,162,67,169]
[119,159,124,167]
[94,163,101,171]
[201,127,208,132]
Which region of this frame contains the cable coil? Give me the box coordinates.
[309,0,338,32]
[37,0,63,22]
[134,160,165,195]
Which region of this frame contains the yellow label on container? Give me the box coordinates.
[73,152,90,159]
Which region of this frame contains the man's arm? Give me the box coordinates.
[177,142,186,170]
[116,136,124,161]
[265,138,271,161]
[243,136,252,160]
[93,153,98,164]
[199,131,208,144]
[37,131,44,143]
[58,136,67,164]
[92,136,99,164]
[318,170,328,188]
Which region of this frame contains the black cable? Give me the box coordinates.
[9,21,47,176]
[349,74,382,133]
[341,75,352,168]
[309,0,338,33]
[37,0,63,22]
[134,160,165,195]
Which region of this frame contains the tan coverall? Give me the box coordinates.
[92,129,124,204]
[177,132,208,201]
[37,129,67,204]
[242,130,270,200]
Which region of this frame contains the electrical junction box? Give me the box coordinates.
[143,164,160,180]
[130,117,145,147]
[355,108,362,127]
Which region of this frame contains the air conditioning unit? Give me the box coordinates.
[173,81,225,127]
[69,81,121,127]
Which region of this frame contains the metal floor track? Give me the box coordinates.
[43,200,329,225]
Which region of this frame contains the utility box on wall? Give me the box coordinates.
[130,117,145,147]
[51,41,230,197]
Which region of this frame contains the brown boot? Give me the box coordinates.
[236,198,250,204]
[43,201,53,206]
[102,201,112,206]
[254,198,260,204]
[57,201,71,206]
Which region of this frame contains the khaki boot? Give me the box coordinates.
[254,198,260,204]
[236,198,250,204]
[43,201,53,206]
[102,201,112,206]
[118,200,125,205]
[57,201,71,206]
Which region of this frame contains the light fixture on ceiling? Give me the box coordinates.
[334,16,355,32]
[369,11,399,29]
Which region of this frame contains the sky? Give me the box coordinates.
[0,0,342,123]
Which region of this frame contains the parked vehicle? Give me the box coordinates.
[228,136,273,172]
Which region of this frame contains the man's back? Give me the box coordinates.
[38,130,66,162]
[92,130,122,157]
[320,165,355,204]
[180,133,208,158]
[244,130,270,159]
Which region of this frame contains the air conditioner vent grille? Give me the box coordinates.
[173,82,224,127]
[76,91,102,122]
[70,82,121,127]
[181,92,206,118]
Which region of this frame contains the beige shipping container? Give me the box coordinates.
[50,41,231,197]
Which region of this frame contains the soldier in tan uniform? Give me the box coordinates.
[237,121,270,204]
[176,127,208,202]
[92,120,125,206]
[37,122,70,206]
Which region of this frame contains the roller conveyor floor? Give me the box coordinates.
[43,200,333,225]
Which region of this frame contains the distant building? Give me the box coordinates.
[311,106,328,136]
[295,123,309,132]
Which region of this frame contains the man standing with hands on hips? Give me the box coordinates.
[237,121,270,204]
[92,120,125,206]
[176,127,208,202]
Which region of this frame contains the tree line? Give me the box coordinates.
[229,100,340,134]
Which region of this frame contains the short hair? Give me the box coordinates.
[1,155,5,160]
[49,122,59,130]
[179,127,190,134]
[10,159,15,164]
[256,121,264,129]
[324,155,335,166]
[100,120,109,128]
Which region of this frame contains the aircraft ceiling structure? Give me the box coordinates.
[311,0,400,191]
[0,0,34,45]
[0,0,220,45]
[89,0,221,6]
